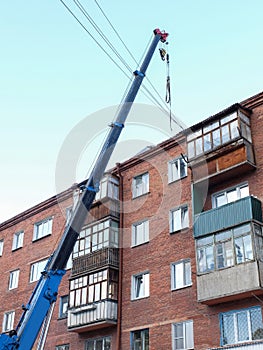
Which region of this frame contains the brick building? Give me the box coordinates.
[1,91,263,349]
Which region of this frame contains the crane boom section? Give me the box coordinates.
[0,28,168,350]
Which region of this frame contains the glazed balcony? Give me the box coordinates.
[194,196,262,238]
[68,300,117,333]
[187,107,256,185]
[72,247,119,276]
[195,197,263,304]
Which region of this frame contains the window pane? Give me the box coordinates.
[212,129,221,148]
[175,263,184,289]
[227,188,238,203]
[216,193,227,207]
[203,133,212,152]
[195,137,203,155]
[187,141,195,159]
[185,261,192,286]
[221,113,236,125]
[222,314,235,345]
[237,311,249,342]
[230,120,239,139]
[243,234,253,261]
[251,308,263,340]
[240,184,249,198]
[221,124,230,144]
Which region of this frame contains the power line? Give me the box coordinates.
[58,0,132,80]
[59,0,184,131]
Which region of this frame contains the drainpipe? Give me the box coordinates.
[116,163,123,350]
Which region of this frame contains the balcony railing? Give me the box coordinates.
[72,247,119,276]
[68,300,117,332]
[194,196,262,238]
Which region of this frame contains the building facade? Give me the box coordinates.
[1,91,263,349]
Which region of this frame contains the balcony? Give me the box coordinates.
[68,300,117,333]
[190,138,256,185]
[187,107,256,185]
[72,247,119,276]
[194,196,262,238]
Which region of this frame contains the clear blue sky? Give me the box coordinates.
[1,0,263,222]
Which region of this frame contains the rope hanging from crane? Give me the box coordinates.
[159,42,172,130]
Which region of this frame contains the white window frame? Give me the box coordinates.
[132,172,149,198]
[172,320,194,350]
[9,269,20,290]
[168,156,187,183]
[131,272,150,300]
[2,311,15,333]
[33,217,53,241]
[212,183,249,208]
[170,205,189,233]
[132,220,149,247]
[171,260,192,290]
[12,231,24,251]
[30,258,49,283]
[0,240,3,256]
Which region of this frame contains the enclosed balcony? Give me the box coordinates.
[194,197,263,304]
[187,106,256,185]
[68,268,118,332]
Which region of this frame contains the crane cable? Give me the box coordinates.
[59,0,184,131]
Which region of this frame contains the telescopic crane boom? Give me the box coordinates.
[0,28,168,350]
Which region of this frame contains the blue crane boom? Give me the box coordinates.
[0,28,168,350]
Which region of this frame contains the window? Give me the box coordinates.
[69,269,118,308]
[9,269,20,290]
[73,219,118,258]
[213,183,249,208]
[0,240,3,256]
[172,320,194,350]
[197,223,253,273]
[131,329,149,350]
[132,220,149,246]
[168,157,187,183]
[132,272,149,300]
[85,336,111,350]
[30,258,49,282]
[187,110,251,159]
[170,206,189,232]
[12,231,24,250]
[2,311,15,333]
[55,345,70,350]
[220,307,263,345]
[171,260,192,290]
[96,176,119,201]
[33,217,53,241]
[132,173,149,198]
[59,295,68,319]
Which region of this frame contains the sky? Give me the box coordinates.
[1,0,263,223]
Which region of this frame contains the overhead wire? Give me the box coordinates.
[73,0,134,74]
[58,0,132,81]
[59,0,185,131]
